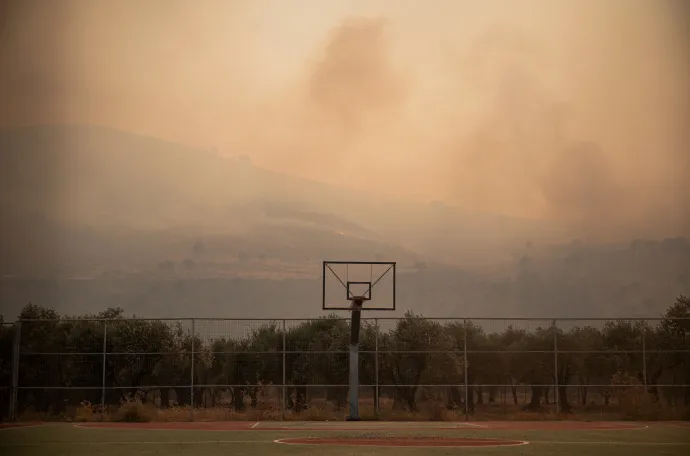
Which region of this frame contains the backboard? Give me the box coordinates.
[322,261,396,311]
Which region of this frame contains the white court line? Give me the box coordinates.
[0,440,273,447]
[533,441,690,446]
[665,423,690,429]
[71,421,651,433]
[0,424,47,431]
[72,423,252,432]
[527,423,649,432]
[272,421,488,428]
[4,439,688,448]
[187,421,488,430]
[593,424,649,431]
[273,438,530,448]
[459,422,489,428]
[475,423,649,432]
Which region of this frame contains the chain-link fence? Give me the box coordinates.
[4,317,689,421]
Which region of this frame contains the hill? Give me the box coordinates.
[0,124,562,267]
[1,125,687,320]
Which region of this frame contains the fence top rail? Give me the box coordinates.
[14,316,687,323]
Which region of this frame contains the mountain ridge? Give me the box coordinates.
[0,124,563,266]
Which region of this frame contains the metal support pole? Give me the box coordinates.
[9,322,21,421]
[463,319,469,421]
[190,319,195,421]
[347,299,363,421]
[553,319,560,414]
[101,321,107,418]
[374,318,379,416]
[282,319,286,420]
[642,326,647,389]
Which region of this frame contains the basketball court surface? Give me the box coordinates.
[2,421,689,455]
[3,261,689,454]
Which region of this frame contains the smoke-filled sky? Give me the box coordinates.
[1,0,689,238]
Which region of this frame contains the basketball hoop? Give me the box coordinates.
[321,260,396,422]
[322,261,395,311]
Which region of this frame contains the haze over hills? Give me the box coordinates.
[1,125,688,321]
[0,124,562,270]
[1,1,689,321]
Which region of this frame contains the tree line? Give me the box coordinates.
[1,296,688,418]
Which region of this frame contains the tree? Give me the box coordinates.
[104,316,178,404]
[7,296,690,419]
[601,319,644,404]
[283,316,347,412]
[381,312,447,412]
[307,319,349,410]
[564,326,605,406]
[648,296,690,405]
[496,326,530,406]
[438,321,467,410]
[15,304,69,414]
[520,326,554,411]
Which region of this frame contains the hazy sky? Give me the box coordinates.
[1,0,689,237]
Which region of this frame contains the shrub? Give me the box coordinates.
[112,400,156,422]
[610,373,663,420]
[75,401,96,422]
[421,393,446,421]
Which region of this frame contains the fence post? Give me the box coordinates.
[101,321,107,418]
[642,324,647,388]
[463,319,469,421]
[9,321,21,421]
[374,318,379,416]
[190,319,195,422]
[553,319,559,414]
[282,319,286,420]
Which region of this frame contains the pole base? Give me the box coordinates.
[345,416,361,421]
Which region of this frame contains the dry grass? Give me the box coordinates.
[25,386,690,423]
[15,409,67,422]
[75,401,99,422]
[112,400,157,422]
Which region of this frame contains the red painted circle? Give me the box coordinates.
[276,437,527,447]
